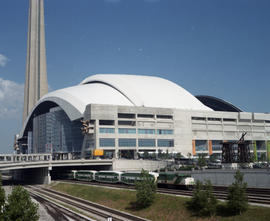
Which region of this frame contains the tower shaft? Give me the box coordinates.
[23,0,48,122]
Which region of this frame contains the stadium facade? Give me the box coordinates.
[19,74,270,161]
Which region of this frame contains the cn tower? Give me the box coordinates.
[23,0,48,122]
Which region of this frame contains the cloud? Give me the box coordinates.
[0,54,8,67]
[0,78,24,119]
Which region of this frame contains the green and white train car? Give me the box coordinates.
[75,170,97,182]
[61,170,77,180]
[121,171,159,185]
[95,171,122,183]
[157,172,195,189]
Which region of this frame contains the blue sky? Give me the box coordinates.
[0,0,269,153]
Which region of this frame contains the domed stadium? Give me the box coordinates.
[19,74,270,161]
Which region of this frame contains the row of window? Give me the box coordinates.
[192,117,270,124]
[99,138,174,147]
[99,128,173,135]
[117,113,173,119]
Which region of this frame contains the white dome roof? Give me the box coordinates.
[80,74,212,111]
[20,74,212,137]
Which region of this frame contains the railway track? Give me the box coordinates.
[26,185,150,221]
[58,179,270,205]
[29,192,92,221]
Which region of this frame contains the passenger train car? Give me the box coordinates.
[95,171,123,183]
[121,171,159,185]
[59,170,195,189]
[76,170,96,181]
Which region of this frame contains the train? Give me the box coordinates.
[60,170,195,189]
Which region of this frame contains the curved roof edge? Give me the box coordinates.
[19,91,84,138]
[196,95,243,112]
[80,74,143,106]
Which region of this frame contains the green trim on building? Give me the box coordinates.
[253,141,258,162]
[267,141,270,161]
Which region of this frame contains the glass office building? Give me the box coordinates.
[31,107,83,154]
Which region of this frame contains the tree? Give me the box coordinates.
[4,186,39,221]
[0,175,5,220]
[175,152,182,158]
[209,153,218,163]
[135,169,157,209]
[259,153,267,162]
[227,170,248,215]
[197,153,207,169]
[187,180,217,216]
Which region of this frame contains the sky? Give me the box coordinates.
[0,0,269,153]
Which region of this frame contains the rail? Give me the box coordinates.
[27,185,150,221]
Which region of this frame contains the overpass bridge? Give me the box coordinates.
[0,154,168,184]
[0,154,113,184]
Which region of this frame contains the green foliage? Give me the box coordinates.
[0,175,5,221]
[175,152,183,159]
[250,153,257,163]
[187,180,217,216]
[259,153,267,162]
[227,170,248,215]
[4,186,39,221]
[197,153,207,168]
[209,153,219,163]
[135,169,157,209]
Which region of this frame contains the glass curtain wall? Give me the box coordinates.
[32,106,83,154]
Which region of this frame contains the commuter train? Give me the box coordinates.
[60,170,195,189]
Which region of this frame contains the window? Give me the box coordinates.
[157,115,173,119]
[137,114,154,118]
[138,139,155,147]
[118,113,135,119]
[99,120,114,126]
[118,139,136,147]
[99,128,115,133]
[195,140,208,151]
[99,138,115,147]
[192,117,206,121]
[256,141,266,150]
[158,139,174,147]
[118,121,136,126]
[118,128,136,134]
[223,118,236,122]
[157,129,173,135]
[138,129,155,134]
[208,118,221,122]
[212,140,222,151]
[239,119,251,123]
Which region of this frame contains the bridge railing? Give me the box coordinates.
[0,154,52,163]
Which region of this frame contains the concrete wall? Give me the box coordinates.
[112,159,168,172]
[82,104,270,158]
[12,167,51,184]
[189,169,270,188]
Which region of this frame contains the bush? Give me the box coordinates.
[4,186,39,221]
[0,175,5,220]
[197,153,207,169]
[227,170,248,215]
[135,169,157,209]
[187,180,217,216]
